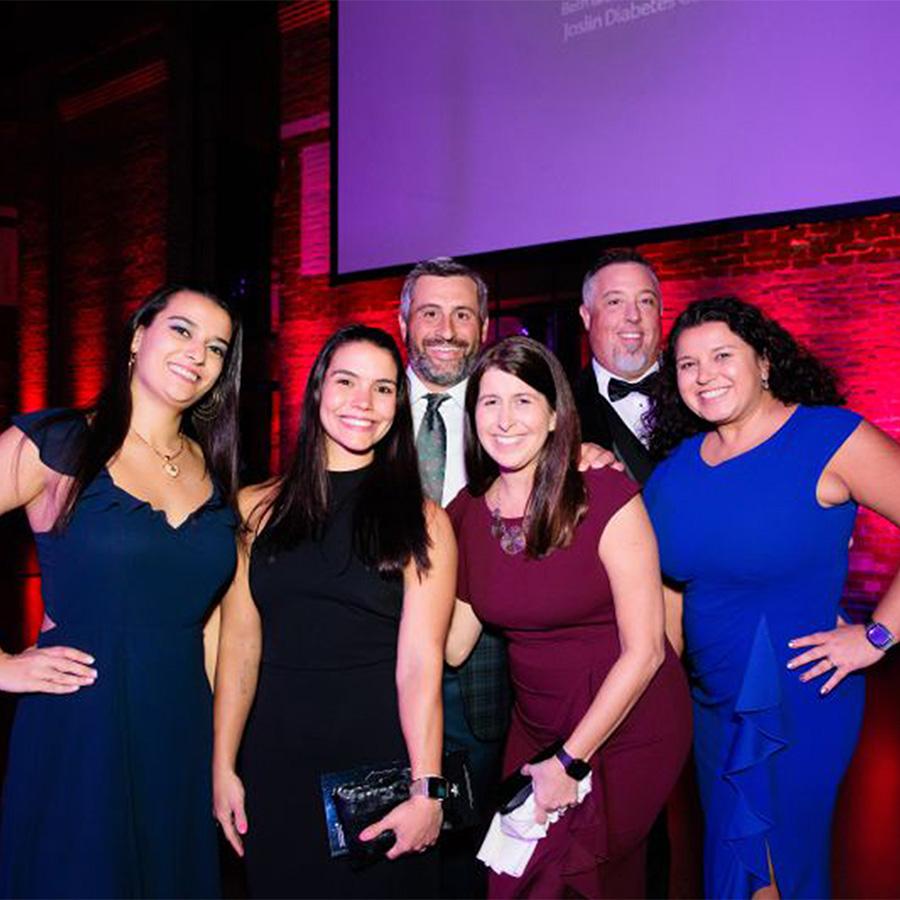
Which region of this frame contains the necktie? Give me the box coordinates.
[607,371,659,403]
[417,393,450,503]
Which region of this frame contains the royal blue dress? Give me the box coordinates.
[644,406,866,899]
[0,410,237,898]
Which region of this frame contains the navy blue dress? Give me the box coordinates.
[0,410,236,898]
[644,406,866,899]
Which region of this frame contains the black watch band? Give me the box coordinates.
[555,747,591,781]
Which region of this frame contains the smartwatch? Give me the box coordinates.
[555,746,591,781]
[409,775,450,801]
[865,621,895,652]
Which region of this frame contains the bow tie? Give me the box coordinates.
[607,372,659,403]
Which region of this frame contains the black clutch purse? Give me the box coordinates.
[494,740,562,814]
[332,764,408,864]
[325,749,478,866]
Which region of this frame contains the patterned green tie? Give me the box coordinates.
[417,393,450,503]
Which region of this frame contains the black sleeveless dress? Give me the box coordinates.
[241,467,439,898]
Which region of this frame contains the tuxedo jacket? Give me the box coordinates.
[573,365,656,485]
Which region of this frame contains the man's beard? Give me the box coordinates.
[408,339,478,387]
[611,348,651,377]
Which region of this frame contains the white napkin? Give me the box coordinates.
[477,773,592,877]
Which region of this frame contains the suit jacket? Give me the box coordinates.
[573,365,656,485]
[454,630,510,742]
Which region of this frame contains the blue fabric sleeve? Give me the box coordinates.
[11,408,87,476]
[792,406,863,488]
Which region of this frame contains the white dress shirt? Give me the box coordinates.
[590,358,660,446]
[407,367,469,508]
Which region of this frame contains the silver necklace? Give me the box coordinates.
[131,429,185,478]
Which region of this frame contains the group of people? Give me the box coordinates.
[0,251,897,900]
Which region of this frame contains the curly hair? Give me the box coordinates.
[646,296,845,459]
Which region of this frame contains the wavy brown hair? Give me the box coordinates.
[647,296,845,459]
[465,336,587,558]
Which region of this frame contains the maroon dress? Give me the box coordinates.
[448,468,691,899]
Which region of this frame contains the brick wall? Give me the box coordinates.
[275,1,900,612]
[274,1,401,464]
[644,218,900,613]
[18,61,168,413]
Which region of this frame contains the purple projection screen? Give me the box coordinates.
[336,0,900,275]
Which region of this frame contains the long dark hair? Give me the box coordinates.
[465,336,587,558]
[253,324,430,576]
[647,296,845,458]
[55,283,243,528]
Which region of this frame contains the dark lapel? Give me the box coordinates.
[573,366,655,484]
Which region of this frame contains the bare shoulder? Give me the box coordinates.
[0,424,51,511]
[0,424,42,467]
[834,418,898,460]
[424,497,448,526]
[238,479,281,532]
[824,418,900,504]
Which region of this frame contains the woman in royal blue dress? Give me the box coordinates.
[0,285,242,898]
[643,296,900,899]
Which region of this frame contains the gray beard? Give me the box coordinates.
[408,346,478,388]
[610,350,651,377]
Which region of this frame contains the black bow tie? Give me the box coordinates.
[607,372,659,403]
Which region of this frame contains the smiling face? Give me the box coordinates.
[319,340,399,469]
[674,321,770,425]
[580,262,662,378]
[474,367,556,479]
[130,290,232,410]
[399,274,488,391]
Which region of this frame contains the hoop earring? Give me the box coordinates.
[192,388,223,422]
[128,350,136,377]
[761,375,770,390]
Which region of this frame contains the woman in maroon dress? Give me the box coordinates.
[446,336,690,899]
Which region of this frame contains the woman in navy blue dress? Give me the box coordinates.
[643,297,900,899]
[0,285,242,898]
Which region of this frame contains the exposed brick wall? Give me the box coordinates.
[640,219,900,613]
[18,119,51,413]
[57,74,168,408]
[274,6,400,461]
[17,65,168,412]
[275,1,900,613]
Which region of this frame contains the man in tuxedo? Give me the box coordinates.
[574,248,662,483]
[574,248,672,897]
[398,257,509,898]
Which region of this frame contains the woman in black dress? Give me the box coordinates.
[213,324,456,898]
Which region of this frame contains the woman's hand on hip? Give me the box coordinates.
[360,795,443,859]
[0,645,97,694]
[522,757,578,825]
[213,766,248,856]
[788,618,884,694]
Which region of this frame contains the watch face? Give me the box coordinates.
[429,780,449,800]
[867,622,894,649]
[566,759,591,781]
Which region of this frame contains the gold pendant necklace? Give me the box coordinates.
[131,429,185,478]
